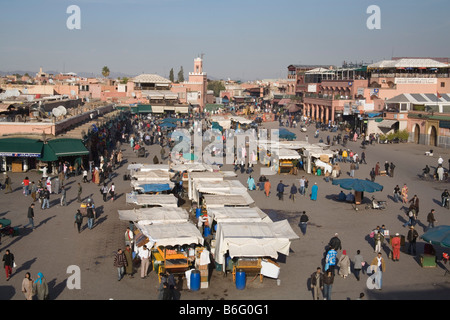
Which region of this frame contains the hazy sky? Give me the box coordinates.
[1,0,449,80]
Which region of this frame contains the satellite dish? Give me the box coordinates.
[57,106,67,115]
[52,108,62,117]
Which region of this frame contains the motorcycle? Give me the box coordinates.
[365,196,387,210]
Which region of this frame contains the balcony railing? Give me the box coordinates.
[304,93,353,100]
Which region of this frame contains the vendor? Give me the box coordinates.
[346,192,355,203]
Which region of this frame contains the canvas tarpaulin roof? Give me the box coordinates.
[138,222,204,248]
[118,207,188,225]
[0,138,42,157]
[47,138,89,156]
[126,193,178,207]
[207,207,271,223]
[214,221,299,265]
[203,194,255,207]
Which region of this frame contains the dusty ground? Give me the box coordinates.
[1,120,450,306]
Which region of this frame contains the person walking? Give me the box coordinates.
[124,244,134,278]
[299,211,309,235]
[353,250,364,281]
[427,209,437,230]
[299,176,306,195]
[289,183,297,201]
[41,188,50,210]
[86,204,95,230]
[325,248,338,275]
[109,183,115,202]
[4,174,12,194]
[21,272,33,300]
[370,252,386,290]
[409,195,420,216]
[264,179,271,197]
[350,162,356,177]
[337,250,351,279]
[370,168,376,182]
[113,249,127,281]
[384,161,390,176]
[393,185,401,202]
[22,176,30,196]
[310,182,318,201]
[30,181,37,202]
[2,249,15,281]
[407,226,419,256]
[60,186,67,206]
[77,183,82,203]
[403,206,416,228]
[328,233,342,251]
[276,180,288,201]
[391,233,401,261]
[310,267,323,300]
[74,209,83,233]
[82,169,89,183]
[138,245,151,279]
[101,183,109,202]
[322,270,334,300]
[390,162,396,178]
[32,272,49,300]
[24,203,35,230]
[374,227,384,253]
[124,227,134,249]
[401,184,408,204]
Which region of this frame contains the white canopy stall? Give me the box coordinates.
[202,194,255,208]
[207,206,272,223]
[126,193,178,207]
[118,207,189,225]
[138,222,204,248]
[214,221,299,278]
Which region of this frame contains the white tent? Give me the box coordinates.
[131,169,172,181]
[138,222,204,248]
[203,194,255,208]
[130,180,175,191]
[207,207,272,223]
[275,148,301,160]
[214,221,299,265]
[188,171,224,200]
[126,193,178,207]
[117,207,188,225]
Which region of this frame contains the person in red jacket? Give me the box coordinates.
[391,233,401,261]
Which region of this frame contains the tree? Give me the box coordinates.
[102,66,110,78]
[207,80,226,97]
[120,77,129,84]
[177,66,184,83]
[169,68,174,82]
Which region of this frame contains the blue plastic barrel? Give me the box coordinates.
[190,270,200,291]
[236,271,246,290]
[196,208,201,218]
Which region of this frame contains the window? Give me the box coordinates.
[441,82,445,88]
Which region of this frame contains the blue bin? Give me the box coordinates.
[196,208,201,219]
[190,270,200,291]
[236,271,246,290]
[204,226,211,237]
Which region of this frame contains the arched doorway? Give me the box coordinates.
[414,124,420,144]
[429,125,437,146]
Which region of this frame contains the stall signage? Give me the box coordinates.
[0,152,41,157]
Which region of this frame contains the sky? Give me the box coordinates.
[0,0,449,80]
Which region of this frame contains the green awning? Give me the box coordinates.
[0,138,43,157]
[47,138,89,157]
[137,104,152,113]
[38,144,58,162]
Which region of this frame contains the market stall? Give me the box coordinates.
[274,148,301,174]
[202,193,255,208]
[126,193,179,207]
[136,222,205,280]
[117,207,189,225]
[214,220,299,281]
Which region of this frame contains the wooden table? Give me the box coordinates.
[233,258,263,283]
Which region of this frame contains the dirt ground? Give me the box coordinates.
[1,120,450,306]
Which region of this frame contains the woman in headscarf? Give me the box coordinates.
[337,250,351,279]
[32,272,49,300]
[310,183,318,201]
[21,272,33,300]
[46,177,52,194]
[94,168,100,185]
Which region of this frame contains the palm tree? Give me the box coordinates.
[102,66,110,78]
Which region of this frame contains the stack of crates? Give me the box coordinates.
[199,264,209,288]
